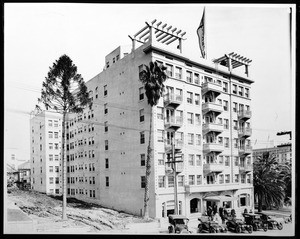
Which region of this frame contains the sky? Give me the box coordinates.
[4,3,295,162]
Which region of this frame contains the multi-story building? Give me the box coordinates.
[30,110,62,195]
[253,144,292,165]
[31,20,255,219]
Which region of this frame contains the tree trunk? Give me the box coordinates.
[257,193,263,212]
[61,112,67,220]
[143,111,152,220]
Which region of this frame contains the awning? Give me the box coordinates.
[203,195,237,202]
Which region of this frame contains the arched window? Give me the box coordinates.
[238,193,250,207]
[190,198,201,213]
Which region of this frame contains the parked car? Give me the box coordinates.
[256,212,283,230]
[226,217,253,233]
[243,213,268,232]
[197,216,227,233]
[168,215,191,234]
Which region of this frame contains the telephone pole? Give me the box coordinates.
[172,137,179,215]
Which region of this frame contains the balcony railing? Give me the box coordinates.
[238,145,252,156]
[165,116,183,130]
[165,139,183,152]
[239,164,253,173]
[202,102,223,116]
[164,93,182,108]
[201,82,222,96]
[238,128,252,138]
[203,143,224,154]
[203,163,224,175]
[203,123,223,135]
[238,110,252,121]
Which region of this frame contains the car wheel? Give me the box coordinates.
[236,226,241,233]
[198,224,203,233]
[168,226,174,233]
[253,224,258,231]
[175,228,180,234]
[277,223,283,230]
[263,224,268,232]
[209,227,216,233]
[248,225,253,234]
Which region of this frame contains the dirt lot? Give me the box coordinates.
[7,187,151,233]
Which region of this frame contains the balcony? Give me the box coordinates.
[165,116,183,131]
[165,139,183,153]
[238,146,252,156]
[203,163,224,175]
[238,128,252,138]
[238,110,252,121]
[201,82,222,96]
[203,123,223,135]
[164,93,182,108]
[239,164,253,173]
[165,161,184,174]
[202,102,223,116]
[203,143,224,154]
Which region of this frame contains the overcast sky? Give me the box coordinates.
[4,3,295,161]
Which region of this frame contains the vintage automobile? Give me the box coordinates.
[243,213,268,232]
[226,217,253,233]
[256,212,284,230]
[197,216,227,233]
[168,215,191,234]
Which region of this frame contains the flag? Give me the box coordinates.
[197,8,206,59]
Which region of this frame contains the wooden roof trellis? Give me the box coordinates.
[213,52,252,69]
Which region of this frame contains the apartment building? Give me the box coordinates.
[253,144,292,165]
[30,110,62,195]
[31,20,255,219]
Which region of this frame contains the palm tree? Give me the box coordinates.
[36,54,92,220]
[139,61,167,219]
[253,152,286,212]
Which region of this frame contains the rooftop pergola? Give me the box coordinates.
[213,52,252,77]
[129,19,187,53]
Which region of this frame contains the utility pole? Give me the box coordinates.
[172,137,179,215]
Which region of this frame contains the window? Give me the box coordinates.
[49,131,53,138]
[223,100,228,111]
[197,175,202,185]
[141,154,145,166]
[223,119,229,129]
[187,92,193,104]
[49,143,53,149]
[196,155,201,166]
[187,112,193,124]
[140,131,145,144]
[233,120,238,130]
[225,137,229,148]
[188,175,195,185]
[158,153,164,165]
[158,176,165,188]
[104,121,108,132]
[55,177,59,184]
[194,93,200,105]
[40,145,42,151]
[166,64,173,77]
[48,120,53,127]
[234,174,239,183]
[54,132,58,138]
[233,102,237,112]
[175,67,182,79]
[186,71,192,83]
[219,174,224,184]
[218,137,223,145]
[223,82,228,92]
[105,140,108,150]
[245,88,249,98]
[104,103,108,114]
[188,133,194,145]
[106,177,109,187]
[218,99,222,105]
[104,85,107,96]
[232,84,237,94]
[55,143,59,150]
[218,117,223,125]
[49,154,53,161]
[188,154,194,166]
[196,134,201,145]
[139,109,144,122]
[157,107,164,120]
[54,121,58,127]
[234,157,239,166]
[55,166,59,172]
[49,177,54,184]
[225,174,230,183]
[141,176,146,188]
[225,156,230,166]
[49,166,53,172]
[194,73,200,84]
[195,114,201,125]
[168,175,174,187]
